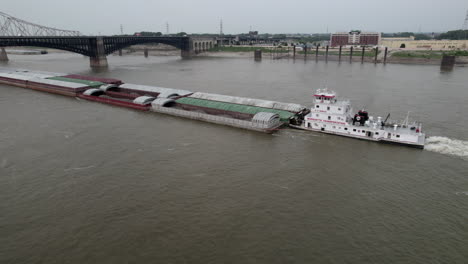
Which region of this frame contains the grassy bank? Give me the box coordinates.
[208,46,290,53]
[298,50,377,57]
[208,46,379,56]
[391,50,468,59]
[391,51,443,59]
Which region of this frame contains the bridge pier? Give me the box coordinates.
[181,49,194,58]
[0,48,8,62]
[90,37,108,68]
[181,37,194,59]
[90,56,108,68]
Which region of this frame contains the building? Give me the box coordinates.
[330,30,381,47]
[381,37,468,50]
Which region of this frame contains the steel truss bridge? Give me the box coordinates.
[0,36,192,67]
[0,11,80,36]
[0,11,196,67]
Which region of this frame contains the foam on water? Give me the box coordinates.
[425,136,468,160]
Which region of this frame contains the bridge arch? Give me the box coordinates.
[102,36,190,55]
[0,36,193,67]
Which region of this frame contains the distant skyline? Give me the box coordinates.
[2,0,467,35]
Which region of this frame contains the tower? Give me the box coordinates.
[120,24,123,35]
[166,22,169,34]
[220,19,223,35]
[463,10,468,30]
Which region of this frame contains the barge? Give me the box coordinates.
[0,67,425,144]
[0,67,307,133]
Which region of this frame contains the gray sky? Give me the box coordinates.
[2,0,467,35]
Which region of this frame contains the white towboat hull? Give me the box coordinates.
[289,124,425,149]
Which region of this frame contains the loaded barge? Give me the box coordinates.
[0,68,308,133]
[0,68,426,148]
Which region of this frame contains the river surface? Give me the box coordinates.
[1,53,468,264]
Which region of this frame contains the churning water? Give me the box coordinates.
[425,136,468,160]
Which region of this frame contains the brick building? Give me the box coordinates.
[330,30,381,47]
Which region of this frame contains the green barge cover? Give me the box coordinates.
[46,76,104,88]
[176,97,295,122]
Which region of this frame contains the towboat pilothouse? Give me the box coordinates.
[290,88,426,148]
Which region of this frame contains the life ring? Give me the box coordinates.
[356,116,361,121]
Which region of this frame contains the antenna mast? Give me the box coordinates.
[220,19,223,35]
[463,10,468,30]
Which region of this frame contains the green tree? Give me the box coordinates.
[138,31,162,36]
[437,30,468,40]
[414,34,431,40]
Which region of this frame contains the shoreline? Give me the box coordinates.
[200,51,468,66]
[4,47,467,66]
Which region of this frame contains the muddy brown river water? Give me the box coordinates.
[1,53,467,263]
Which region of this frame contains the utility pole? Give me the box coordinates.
[166,22,169,35]
[120,24,123,35]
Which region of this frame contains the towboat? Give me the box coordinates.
[290,88,426,148]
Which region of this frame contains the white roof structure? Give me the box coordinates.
[133,96,156,105]
[252,112,280,123]
[28,77,89,89]
[314,88,336,98]
[0,68,65,78]
[189,92,306,113]
[119,83,192,98]
[99,84,119,91]
[0,72,34,81]
[83,88,103,96]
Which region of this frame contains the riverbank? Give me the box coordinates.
[201,49,468,66]
[6,45,467,66]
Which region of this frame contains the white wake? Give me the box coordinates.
[425,136,468,160]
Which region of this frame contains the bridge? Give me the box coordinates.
[0,11,217,68]
[0,36,196,67]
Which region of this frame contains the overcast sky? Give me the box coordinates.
[2,0,467,35]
